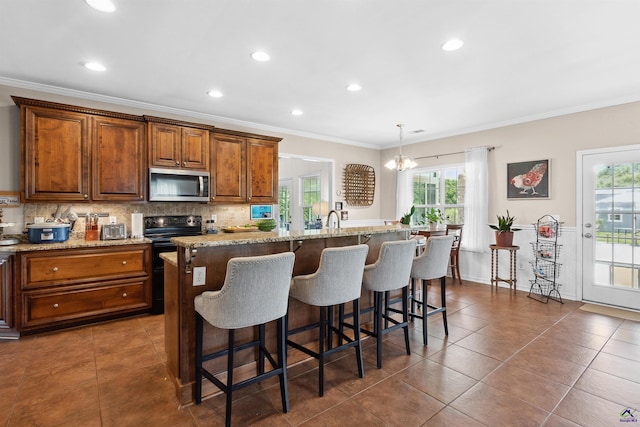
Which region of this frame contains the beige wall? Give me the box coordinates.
[380,101,640,227]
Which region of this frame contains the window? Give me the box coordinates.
[410,164,465,224]
[608,213,622,222]
[301,175,321,229]
[278,183,291,225]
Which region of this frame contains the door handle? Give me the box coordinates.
[584,233,592,238]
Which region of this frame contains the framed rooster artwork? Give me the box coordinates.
[507,159,550,199]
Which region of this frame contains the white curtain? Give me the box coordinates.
[463,147,489,252]
[395,169,412,221]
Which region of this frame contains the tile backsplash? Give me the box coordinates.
[17,202,252,239]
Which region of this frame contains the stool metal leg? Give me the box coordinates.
[440,276,448,336]
[225,329,235,427]
[353,299,364,378]
[195,313,204,404]
[258,323,266,375]
[318,305,326,397]
[374,291,383,369]
[276,316,289,413]
[422,281,429,345]
[402,285,410,355]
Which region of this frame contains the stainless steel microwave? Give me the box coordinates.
[148,167,210,202]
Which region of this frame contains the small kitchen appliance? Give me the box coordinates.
[27,223,71,243]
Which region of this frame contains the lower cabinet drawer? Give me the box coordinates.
[23,281,149,328]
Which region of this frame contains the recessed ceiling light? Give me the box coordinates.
[251,51,270,62]
[441,39,464,52]
[346,83,362,92]
[84,62,106,71]
[85,0,116,13]
[291,109,304,116]
[207,89,223,98]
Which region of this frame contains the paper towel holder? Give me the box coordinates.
[131,213,144,239]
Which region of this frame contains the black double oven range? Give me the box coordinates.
[144,215,203,314]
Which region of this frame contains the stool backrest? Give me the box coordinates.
[411,235,455,280]
[446,224,463,251]
[197,252,295,329]
[292,244,369,306]
[363,240,416,292]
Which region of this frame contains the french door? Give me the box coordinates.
[579,145,640,310]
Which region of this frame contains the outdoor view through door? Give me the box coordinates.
[582,147,640,310]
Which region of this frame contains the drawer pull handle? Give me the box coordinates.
[52,267,58,272]
[53,303,59,308]
[122,261,127,265]
[122,293,127,298]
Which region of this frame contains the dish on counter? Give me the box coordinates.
[223,226,260,233]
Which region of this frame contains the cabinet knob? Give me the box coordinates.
[175,161,180,166]
[52,267,58,272]
[53,303,59,308]
[122,261,127,265]
[183,161,187,166]
[122,293,127,298]
[83,194,89,199]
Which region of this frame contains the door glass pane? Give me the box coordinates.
[594,162,639,289]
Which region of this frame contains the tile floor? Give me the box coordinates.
[1,280,639,426]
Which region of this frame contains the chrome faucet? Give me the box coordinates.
[326,210,341,229]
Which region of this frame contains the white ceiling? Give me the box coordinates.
[1,0,640,149]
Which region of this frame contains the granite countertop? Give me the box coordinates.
[0,237,152,253]
[171,225,410,249]
[160,252,177,267]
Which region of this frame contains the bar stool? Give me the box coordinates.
[410,235,455,346]
[286,244,369,397]
[194,252,295,427]
[360,239,416,368]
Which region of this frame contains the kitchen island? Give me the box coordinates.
[164,225,410,405]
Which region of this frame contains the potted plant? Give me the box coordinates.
[489,210,520,247]
[424,207,444,230]
[400,205,415,225]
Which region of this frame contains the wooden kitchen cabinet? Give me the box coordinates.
[147,118,210,171]
[211,133,246,202]
[16,244,152,333]
[18,103,91,201]
[0,254,13,329]
[92,116,146,201]
[211,131,280,204]
[247,137,279,203]
[14,97,148,202]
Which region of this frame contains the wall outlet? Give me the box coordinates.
[193,267,206,286]
[210,214,217,222]
[109,216,117,224]
[34,216,44,223]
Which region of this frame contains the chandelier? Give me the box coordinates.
[384,124,417,171]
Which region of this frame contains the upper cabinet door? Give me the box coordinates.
[181,127,209,170]
[22,106,90,201]
[148,122,209,170]
[247,138,278,203]
[211,133,246,203]
[149,122,181,168]
[92,116,146,201]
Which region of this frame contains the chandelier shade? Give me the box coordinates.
[385,124,417,171]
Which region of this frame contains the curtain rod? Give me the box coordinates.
[414,146,495,160]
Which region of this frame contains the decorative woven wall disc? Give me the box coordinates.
[343,164,375,206]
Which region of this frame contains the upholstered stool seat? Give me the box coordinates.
[194,252,295,427]
[286,244,369,397]
[360,239,416,368]
[410,235,455,345]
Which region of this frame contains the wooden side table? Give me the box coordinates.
[490,245,520,290]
